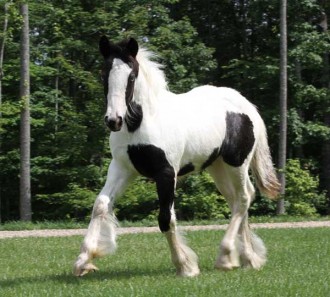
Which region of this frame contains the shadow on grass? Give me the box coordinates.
[0,266,177,288]
[0,263,223,289]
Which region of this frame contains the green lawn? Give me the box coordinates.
[0,228,329,297]
[1,216,329,231]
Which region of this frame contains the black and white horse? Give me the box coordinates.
[74,36,280,277]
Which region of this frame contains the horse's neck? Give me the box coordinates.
[134,71,168,115]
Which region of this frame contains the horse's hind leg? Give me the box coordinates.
[73,159,135,276]
[238,215,267,269]
[238,179,267,269]
[208,159,257,270]
[156,171,200,277]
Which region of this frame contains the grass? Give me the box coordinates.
[0,228,329,296]
[0,215,329,231]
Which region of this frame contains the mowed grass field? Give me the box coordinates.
[0,228,329,297]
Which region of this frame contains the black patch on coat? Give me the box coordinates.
[200,112,255,169]
[125,101,143,132]
[220,112,255,167]
[127,144,173,179]
[127,144,175,232]
[201,148,220,170]
[178,163,195,176]
[156,171,175,233]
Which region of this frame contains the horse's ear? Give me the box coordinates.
[99,36,112,58]
[127,38,138,58]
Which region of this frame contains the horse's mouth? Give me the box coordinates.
[105,116,123,131]
[109,126,122,132]
[107,123,122,132]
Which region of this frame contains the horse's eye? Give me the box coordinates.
[100,70,106,82]
[129,73,136,82]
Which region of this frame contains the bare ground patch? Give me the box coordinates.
[0,220,329,239]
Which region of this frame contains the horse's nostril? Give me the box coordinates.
[118,116,123,125]
[105,116,123,131]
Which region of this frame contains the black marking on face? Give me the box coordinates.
[99,36,141,132]
[127,144,175,232]
[100,58,112,99]
[125,101,143,132]
[220,112,255,167]
[178,162,195,176]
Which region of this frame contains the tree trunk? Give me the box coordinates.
[318,12,330,214]
[0,2,10,223]
[277,0,287,215]
[19,3,31,221]
[55,64,59,133]
[294,59,305,159]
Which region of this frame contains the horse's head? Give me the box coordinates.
[99,36,139,132]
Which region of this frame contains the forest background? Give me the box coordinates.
[0,0,329,223]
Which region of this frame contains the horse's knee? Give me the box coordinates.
[233,191,252,214]
[92,195,110,217]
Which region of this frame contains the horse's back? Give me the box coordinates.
[156,86,262,172]
[181,86,256,114]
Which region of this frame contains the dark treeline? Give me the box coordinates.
[0,0,329,222]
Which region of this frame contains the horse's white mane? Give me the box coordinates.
[136,48,168,95]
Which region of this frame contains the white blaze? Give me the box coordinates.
[106,58,132,119]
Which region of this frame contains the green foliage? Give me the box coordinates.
[35,183,97,220]
[251,159,327,217]
[284,159,327,216]
[151,17,216,93]
[1,0,330,221]
[0,0,217,221]
[176,172,230,220]
[115,177,158,221]
[113,172,231,222]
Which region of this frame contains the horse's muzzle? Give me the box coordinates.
[105,116,123,132]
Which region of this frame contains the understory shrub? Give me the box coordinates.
[115,172,230,221]
[176,172,230,220]
[284,159,327,216]
[33,159,326,221]
[115,177,158,221]
[35,183,96,220]
[251,159,326,216]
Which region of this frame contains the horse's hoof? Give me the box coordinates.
[74,263,99,277]
[176,266,200,277]
[215,262,240,271]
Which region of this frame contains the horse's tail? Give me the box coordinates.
[251,120,280,200]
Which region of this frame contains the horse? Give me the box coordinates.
[73,36,280,277]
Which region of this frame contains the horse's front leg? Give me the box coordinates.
[156,171,200,277]
[73,159,135,276]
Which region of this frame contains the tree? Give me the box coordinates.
[318,11,330,213]
[0,0,217,221]
[1,0,329,221]
[0,1,10,223]
[19,3,31,221]
[277,0,287,214]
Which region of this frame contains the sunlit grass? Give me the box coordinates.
[0,228,329,296]
[1,215,329,231]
